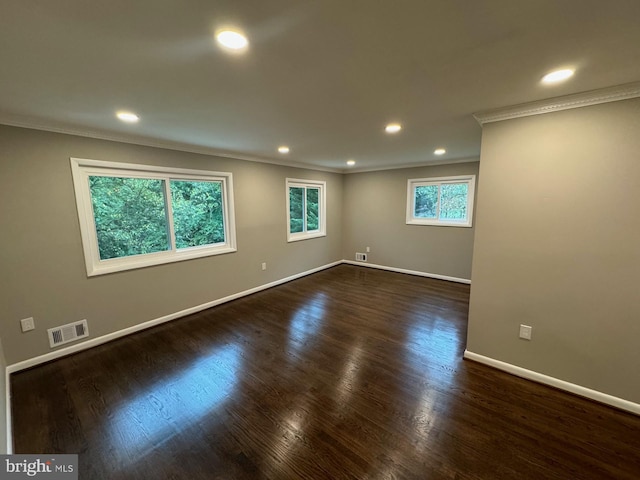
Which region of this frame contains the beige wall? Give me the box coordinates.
[468,98,640,403]
[342,162,479,280]
[0,125,343,364]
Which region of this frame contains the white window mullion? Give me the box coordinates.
[302,187,308,233]
[286,185,293,236]
[219,179,229,244]
[318,189,324,230]
[163,178,177,252]
[82,171,103,272]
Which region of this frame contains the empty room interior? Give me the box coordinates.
[1,1,640,478]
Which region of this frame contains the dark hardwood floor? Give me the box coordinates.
[11,265,640,479]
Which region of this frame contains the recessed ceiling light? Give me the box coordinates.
[116,111,139,123]
[278,146,290,154]
[216,30,249,51]
[542,68,575,84]
[434,148,446,155]
[385,123,402,134]
[346,160,356,166]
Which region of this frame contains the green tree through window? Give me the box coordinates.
[414,185,438,218]
[89,176,170,260]
[289,187,304,233]
[439,183,468,220]
[171,180,225,248]
[288,186,320,234]
[306,188,319,230]
[89,176,226,261]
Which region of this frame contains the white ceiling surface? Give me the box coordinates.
[1,1,640,172]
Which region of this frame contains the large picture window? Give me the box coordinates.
[406,175,475,227]
[286,178,326,242]
[71,158,236,276]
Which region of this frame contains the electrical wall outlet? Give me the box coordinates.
[355,253,368,262]
[261,262,267,271]
[366,246,370,253]
[519,324,532,340]
[21,317,35,332]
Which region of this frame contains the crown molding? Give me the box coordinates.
[342,156,480,174]
[473,81,640,125]
[0,113,342,174]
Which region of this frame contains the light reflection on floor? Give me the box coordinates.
[287,293,327,353]
[412,389,439,449]
[405,316,459,451]
[405,316,459,369]
[271,403,309,468]
[335,340,364,405]
[109,343,242,463]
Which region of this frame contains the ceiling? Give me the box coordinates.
[1,1,640,172]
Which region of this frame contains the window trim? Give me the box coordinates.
[286,178,326,242]
[406,175,476,227]
[71,157,237,276]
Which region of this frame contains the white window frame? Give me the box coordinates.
[406,175,475,227]
[286,178,326,242]
[71,157,237,276]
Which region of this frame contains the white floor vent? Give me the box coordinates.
[48,319,89,348]
[355,252,368,262]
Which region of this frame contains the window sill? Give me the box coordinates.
[406,220,472,228]
[287,232,326,243]
[87,246,237,277]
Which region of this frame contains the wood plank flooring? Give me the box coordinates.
[11,265,640,479]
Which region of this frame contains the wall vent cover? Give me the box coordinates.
[355,252,368,262]
[48,319,89,348]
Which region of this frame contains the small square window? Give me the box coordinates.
[407,175,475,227]
[286,178,326,242]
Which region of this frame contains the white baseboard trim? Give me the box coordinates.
[464,350,640,416]
[342,260,471,284]
[7,260,342,375]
